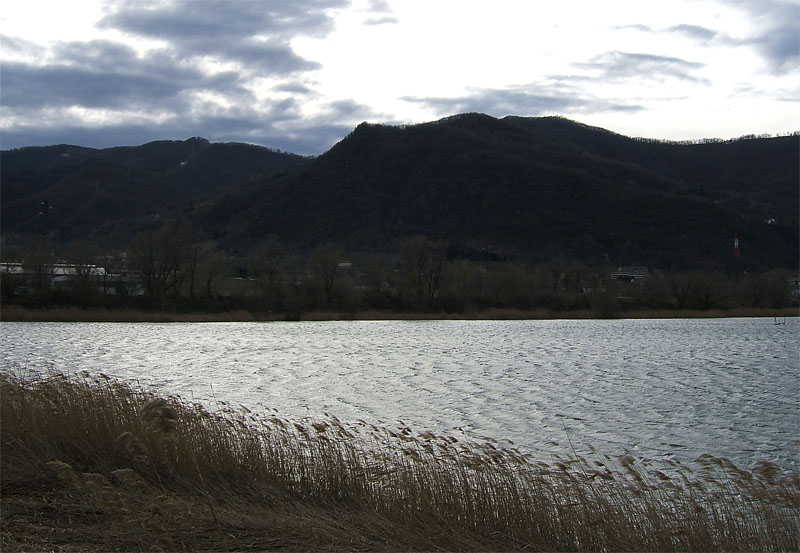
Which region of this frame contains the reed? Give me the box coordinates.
[1,370,797,552]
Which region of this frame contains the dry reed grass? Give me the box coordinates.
[1,370,798,552]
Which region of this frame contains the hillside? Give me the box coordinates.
[2,115,797,271]
[207,114,798,271]
[1,138,310,245]
[504,116,798,225]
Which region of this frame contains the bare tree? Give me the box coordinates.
[66,241,100,309]
[127,220,191,307]
[488,262,533,308]
[693,270,728,310]
[761,269,793,309]
[443,259,486,311]
[22,237,56,299]
[199,247,228,301]
[665,272,696,309]
[313,242,343,308]
[361,254,386,297]
[98,248,127,298]
[249,235,285,311]
[402,235,447,308]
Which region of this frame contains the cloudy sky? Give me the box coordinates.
[2,0,798,154]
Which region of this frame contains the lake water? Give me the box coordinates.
[2,318,798,470]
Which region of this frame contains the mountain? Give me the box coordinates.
[205,113,798,271]
[504,116,798,225]
[2,115,797,271]
[1,138,310,245]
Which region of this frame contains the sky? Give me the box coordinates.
[1,0,798,155]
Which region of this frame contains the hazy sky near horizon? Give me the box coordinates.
[2,0,798,154]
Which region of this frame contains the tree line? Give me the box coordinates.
[2,220,796,317]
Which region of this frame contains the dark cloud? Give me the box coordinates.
[1,77,351,156]
[366,0,393,12]
[720,0,800,72]
[323,99,374,117]
[224,40,321,73]
[273,82,316,95]
[99,0,344,72]
[101,0,344,39]
[1,38,250,112]
[1,35,46,57]
[2,61,187,110]
[362,0,398,25]
[612,24,654,32]
[1,0,355,155]
[0,114,359,157]
[57,39,140,68]
[616,1,799,74]
[750,17,799,73]
[50,40,248,95]
[666,24,718,41]
[402,83,643,119]
[364,16,400,25]
[1,124,169,151]
[577,51,708,84]
[3,0,794,156]
[615,23,719,42]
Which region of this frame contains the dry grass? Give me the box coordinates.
[1,370,798,552]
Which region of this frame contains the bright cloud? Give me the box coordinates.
[1,0,798,154]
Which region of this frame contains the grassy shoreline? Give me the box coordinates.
[1,304,797,322]
[2,371,798,552]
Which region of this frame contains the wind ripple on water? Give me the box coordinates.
[1,318,798,470]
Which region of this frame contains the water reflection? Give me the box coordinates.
[2,318,798,470]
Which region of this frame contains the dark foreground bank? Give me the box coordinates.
[1,371,798,552]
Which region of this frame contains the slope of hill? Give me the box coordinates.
[504,116,798,225]
[1,138,310,245]
[2,114,797,271]
[208,114,797,271]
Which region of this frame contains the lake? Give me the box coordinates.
[2,317,798,470]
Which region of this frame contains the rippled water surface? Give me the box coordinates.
[2,318,798,469]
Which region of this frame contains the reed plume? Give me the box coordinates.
[1,369,797,552]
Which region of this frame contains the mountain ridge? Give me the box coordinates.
[1,138,311,245]
[2,114,797,271]
[212,114,796,270]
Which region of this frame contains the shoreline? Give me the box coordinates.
[1,304,797,322]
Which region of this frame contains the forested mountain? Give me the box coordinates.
[504,116,798,225]
[1,138,310,245]
[2,114,797,271]
[205,113,798,271]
